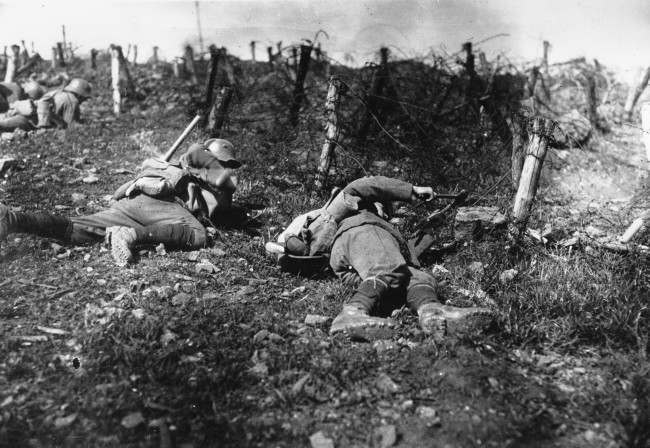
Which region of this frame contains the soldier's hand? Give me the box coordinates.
[412,186,435,202]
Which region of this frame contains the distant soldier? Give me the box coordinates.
[268,176,492,340]
[0,77,91,132]
[0,139,244,266]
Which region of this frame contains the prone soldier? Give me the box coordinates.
[0,78,91,132]
[0,139,243,266]
[269,176,492,341]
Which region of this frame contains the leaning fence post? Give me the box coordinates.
[510,117,556,237]
[184,45,198,85]
[316,76,343,189]
[110,45,121,115]
[200,45,220,129]
[289,44,313,127]
[3,45,19,83]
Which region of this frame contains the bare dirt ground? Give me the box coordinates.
[0,59,648,448]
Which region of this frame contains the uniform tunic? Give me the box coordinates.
[69,146,236,247]
[283,176,438,312]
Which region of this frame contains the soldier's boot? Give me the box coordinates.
[0,204,72,243]
[417,302,493,341]
[105,226,137,267]
[330,305,394,335]
[105,224,206,267]
[330,277,394,335]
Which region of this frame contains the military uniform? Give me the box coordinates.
[0,140,241,266]
[276,176,491,339]
[0,78,88,132]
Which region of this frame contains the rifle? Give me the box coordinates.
[412,189,468,233]
[161,113,203,162]
[409,189,468,259]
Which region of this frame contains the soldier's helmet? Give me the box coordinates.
[204,138,241,168]
[22,80,45,100]
[63,78,92,99]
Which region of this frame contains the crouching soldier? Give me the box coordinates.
[268,176,491,341]
[0,78,91,132]
[1,139,242,266]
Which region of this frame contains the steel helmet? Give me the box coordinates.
[204,138,241,168]
[63,78,92,99]
[22,80,45,100]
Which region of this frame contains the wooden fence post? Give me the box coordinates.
[56,42,66,67]
[478,51,488,75]
[510,117,556,236]
[151,46,159,68]
[250,41,256,62]
[357,47,389,142]
[267,46,274,69]
[462,42,475,77]
[132,44,138,65]
[50,47,57,70]
[289,44,313,127]
[19,40,29,67]
[61,25,67,59]
[90,48,98,69]
[624,66,650,121]
[509,114,527,188]
[542,40,550,73]
[315,43,322,62]
[173,58,182,78]
[291,46,298,74]
[113,44,136,98]
[200,45,220,129]
[3,45,19,83]
[110,45,121,115]
[316,76,343,189]
[583,71,606,131]
[184,45,198,85]
[210,86,234,138]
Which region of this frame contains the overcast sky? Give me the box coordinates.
[1,0,649,74]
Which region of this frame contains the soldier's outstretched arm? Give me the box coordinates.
[343,175,432,204]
